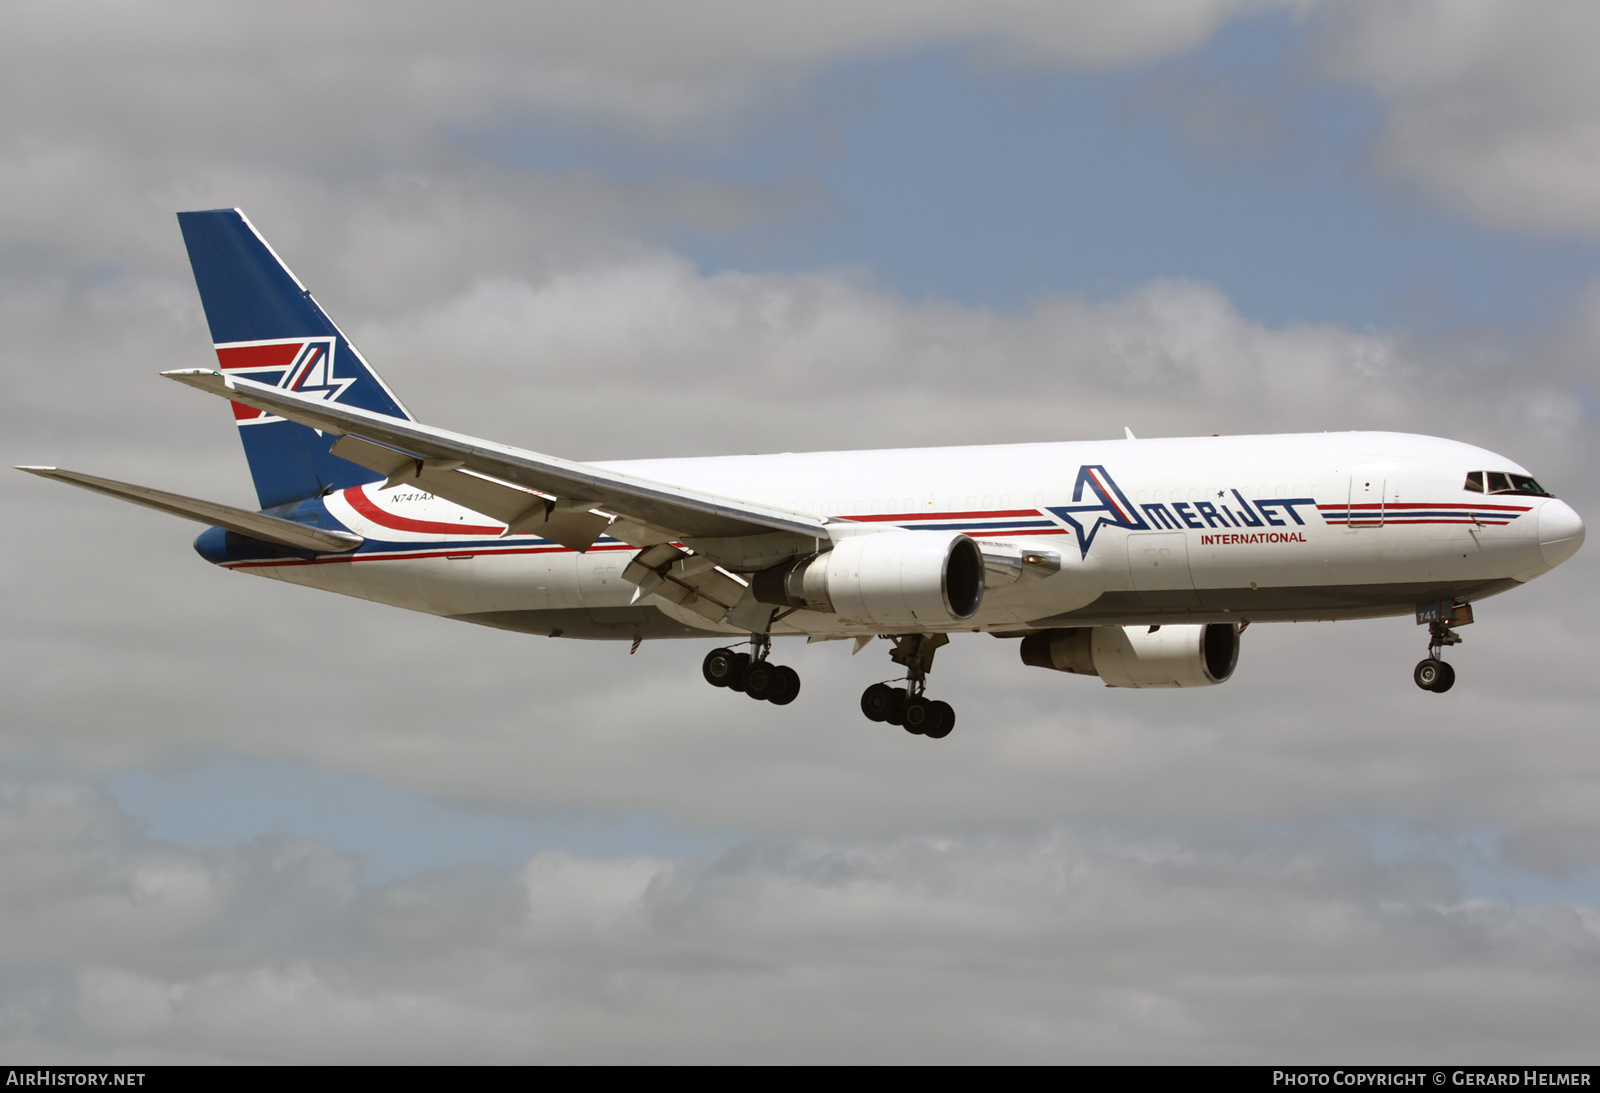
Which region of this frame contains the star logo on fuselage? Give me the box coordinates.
[1046,465,1149,558]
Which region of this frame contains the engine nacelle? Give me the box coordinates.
[1020,624,1240,688]
[752,531,985,628]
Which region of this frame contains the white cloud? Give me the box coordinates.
[1315,0,1600,234]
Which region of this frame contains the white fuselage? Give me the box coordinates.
[210,431,1584,641]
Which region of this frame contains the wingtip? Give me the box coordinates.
[161,368,231,392]
[15,465,59,475]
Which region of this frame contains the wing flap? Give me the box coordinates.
[621,544,749,622]
[165,369,826,543]
[16,466,363,553]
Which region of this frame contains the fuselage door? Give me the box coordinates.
[1347,463,1386,528]
[1126,531,1201,608]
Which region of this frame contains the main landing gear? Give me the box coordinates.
[702,638,800,706]
[860,634,956,740]
[1413,608,1469,694]
[700,633,958,738]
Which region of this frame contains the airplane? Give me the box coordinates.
[18,209,1587,740]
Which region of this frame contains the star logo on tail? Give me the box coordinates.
[214,338,354,424]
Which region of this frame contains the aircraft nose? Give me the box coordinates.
[1538,499,1585,568]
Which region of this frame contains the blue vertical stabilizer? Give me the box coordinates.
[177,209,413,509]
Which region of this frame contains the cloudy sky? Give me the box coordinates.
[3,0,1599,1063]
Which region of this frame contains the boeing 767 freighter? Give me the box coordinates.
[19,210,1587,739]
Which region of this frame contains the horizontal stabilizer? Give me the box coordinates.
[163,368,829,544]
[16,467,363,554]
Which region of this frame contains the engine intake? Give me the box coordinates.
[753,531,985,628]
[1020,623,1239,687]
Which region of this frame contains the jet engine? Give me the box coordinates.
[752,531,985,628]
[1020,623,1239,688]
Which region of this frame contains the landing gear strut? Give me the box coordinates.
[1413,605,1469,694]
[702,638,800,706]
[859,634,956,740]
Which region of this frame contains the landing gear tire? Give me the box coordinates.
[723,652,753,692]
[901,696,932,735]
[864,686,952,737]
[924,701,955,740]
[768,666,800,706]
[1414,658,1455,693]
[902,697,955,738]
[861,683,895,722]
[747,661,800,703]
[881,687,909,727]
[702,647,739,688]
[745,662,777,700]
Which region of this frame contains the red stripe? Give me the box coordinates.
[1323,519,1510,526]
[967,527,1066,537]
[215,342,301,369]
[344,484,504,535]
[1319,502,1531,512]
[286,348,318,388]
[215,342,304,422]
[847,509,1042,522]
[1384,501,1530,511]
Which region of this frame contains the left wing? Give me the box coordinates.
[162,369,829,553]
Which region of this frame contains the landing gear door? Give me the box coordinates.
[1347,463,1387,528]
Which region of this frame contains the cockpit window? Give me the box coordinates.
[1466,470,1552,497]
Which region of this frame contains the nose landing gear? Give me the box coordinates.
[1413,602,1470,693]
[1413,657,1455,693]
[859,634,956,739]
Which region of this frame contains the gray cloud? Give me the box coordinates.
[3,783,1598,1063]
[1,2,1302,142]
